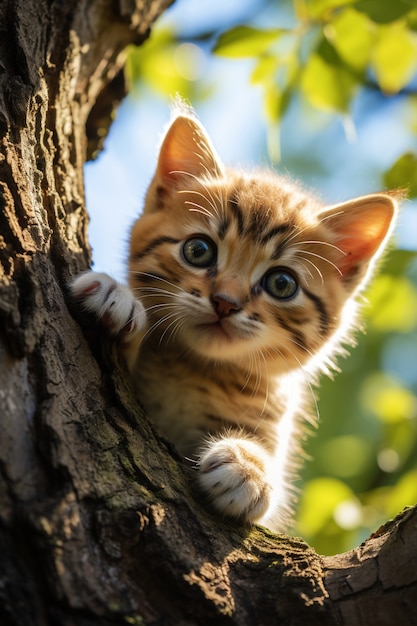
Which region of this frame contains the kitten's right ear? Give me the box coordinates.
[146,114,223,210]
[159,115,223,184]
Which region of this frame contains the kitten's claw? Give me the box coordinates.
[198,438,271,524]
[70,271,146,337]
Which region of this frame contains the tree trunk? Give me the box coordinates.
[0,1,416,624]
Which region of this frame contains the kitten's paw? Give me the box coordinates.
[70,271,146,338]
[198,438,271,524]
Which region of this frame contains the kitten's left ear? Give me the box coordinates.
[155,114,223,189]
[319,193,398,283]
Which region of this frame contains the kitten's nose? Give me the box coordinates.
[211,293,241,318]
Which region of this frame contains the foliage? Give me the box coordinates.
[213,0,417,119]
[123,0,417,555]
[298,248,417,554]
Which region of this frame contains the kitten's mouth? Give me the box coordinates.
[198,319,234,341]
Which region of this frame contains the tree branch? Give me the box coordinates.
[0,1,416,625]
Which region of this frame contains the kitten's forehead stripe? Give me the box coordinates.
[132,236,181,261]
[260,224,292,245]
[272,237,292,261]
[226,186,295,256]
[218,218,230,240]
[228,193,245,235]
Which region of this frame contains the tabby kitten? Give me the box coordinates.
[72,105,397,532]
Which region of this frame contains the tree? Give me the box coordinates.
[0,1,416,625]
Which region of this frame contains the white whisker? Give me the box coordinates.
[134,272,188,295]
[293,240,346,256]
[184,201,215,220]
[296,249,343,276]
[292,254,317,282]
[173,171,221,219]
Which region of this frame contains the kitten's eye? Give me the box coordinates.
[182,236,217,268]
[262,269,298,300]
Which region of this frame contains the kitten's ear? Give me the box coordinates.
[320,193,398,283]
[155,114,223,189]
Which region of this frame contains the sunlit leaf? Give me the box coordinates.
[300,53,357,112]
[125,29,212,102]
[304,0,355,20]
[297,478,357,534]
[251,54,279,85]
[390,421,417,466]
[361,374,417,423]
[384,152,417,198]
[386,470,417,517]
[407,8,417,31]
[366,274,417,332]
[213,25,285,58]
[325,8,375,71]
[355,0,414,24]
[371,22,417,94]
[264,83,293,124]
[126,29,176,87]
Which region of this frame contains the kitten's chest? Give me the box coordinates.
[133,353,222,457]
[132,345,278,458]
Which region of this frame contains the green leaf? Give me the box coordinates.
[250,54,279,85]
[354,0,414,24]
[387,470,417,517]
[213,25,285,58]
[316,35,343,65]
[326,8,375,71]
[384,152,417,198]
[297,477,358,535]
[361,374,417,423]
[407,8,417,31]
[304,0,355,20]
[300,53,358,112]
[366,274,417,333]
[371,22,417,94]
[264,84,292,124]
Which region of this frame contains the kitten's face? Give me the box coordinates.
[131,175,346,371]
[128,113,396,373]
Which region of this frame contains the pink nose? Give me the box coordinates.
[211,294,241,318]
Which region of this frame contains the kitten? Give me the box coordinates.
[71,104,397,532]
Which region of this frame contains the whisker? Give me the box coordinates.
[173,171,221,219]
[296,250,343,276]
[291,254,317,282]
[134,272,188,295]
[184,200,215,220]
[158,311,188,346]
[293,240,346,256]
[142,310,180,343]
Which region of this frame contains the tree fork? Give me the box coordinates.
[0,1,416,624]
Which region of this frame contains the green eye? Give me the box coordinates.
[262,269,298,300]
[182,237,217,268]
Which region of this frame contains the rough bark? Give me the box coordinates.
[0,1,416,624]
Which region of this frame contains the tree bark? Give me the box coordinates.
[0,1,416,624]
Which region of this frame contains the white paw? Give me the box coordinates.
[70,271,146,337]
[198,438,271,524]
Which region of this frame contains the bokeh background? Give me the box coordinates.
[84,0,417,555]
